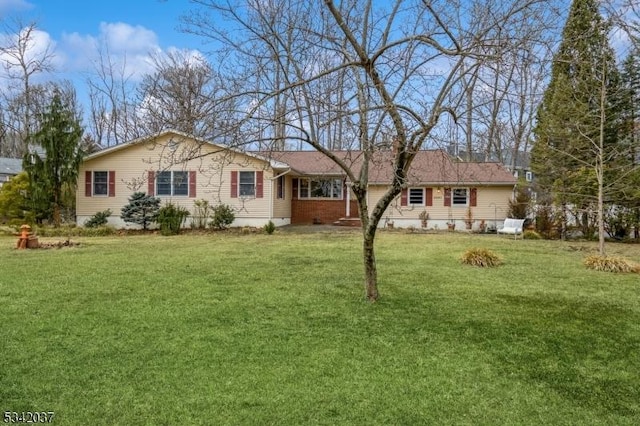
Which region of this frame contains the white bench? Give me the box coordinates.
[497,218,525,239]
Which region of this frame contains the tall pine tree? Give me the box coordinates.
[23,92,84,226]
[531,0,620,240]
[615,48,640,238]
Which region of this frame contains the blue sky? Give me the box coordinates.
[0,0,206,88]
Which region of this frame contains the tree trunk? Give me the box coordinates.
[362,228,379,302]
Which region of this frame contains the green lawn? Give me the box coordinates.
[1,230,639,425]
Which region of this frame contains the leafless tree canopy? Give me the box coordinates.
[181,0,559,300]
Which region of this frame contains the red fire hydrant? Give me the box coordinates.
[16,224,31,249]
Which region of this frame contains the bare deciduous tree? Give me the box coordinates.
[183,0,553,301]
[0,20,55,157]
[136,49,224,138]
[86,43,141,147]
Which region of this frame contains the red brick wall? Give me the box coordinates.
[291,199,359,224]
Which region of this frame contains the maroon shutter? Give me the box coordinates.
[292,178,298,199]
[400,188,408,206]
[256,171,264,198]
[148,171,155,196]
[108,171,116,197]
[470,188,477,207]
[189,171,196,198]
[426,187,433,207]
[444,188,451,206]
[85,171,92,197]
[231,171,238,198]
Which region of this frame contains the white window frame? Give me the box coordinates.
[408,188,424,206]
[525,171,533,182]
[93,171,109,196]
[157,171,189,196]
[239,171,256,197]
[277,175,285,199]
[452,188,469,206]
[298,178,343,199]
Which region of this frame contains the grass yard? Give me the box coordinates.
[1,230,639,425]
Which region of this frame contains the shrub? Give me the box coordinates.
[461,248,502,267]
[584,255,640,273]
[192,199,212,229]
[264,220,276,235]
[535,204,559,239]
[523,230,541,240]
[84,209,112,228]
[157,203,190,236]
[121,192,161,230]
[210,204,235,229]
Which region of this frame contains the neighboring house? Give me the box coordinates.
[501,149,534,184]
[76,130,517,229]
[0,157,22,187]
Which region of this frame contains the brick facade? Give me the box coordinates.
[291,199,359,224]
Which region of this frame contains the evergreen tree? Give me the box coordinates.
[23,92,84,226]
[531,0,620,240]
[615,49,640,237]
[120,192,161,230]
[0,172,32,223]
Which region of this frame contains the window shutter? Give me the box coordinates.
[85,171,92,197]
[256,171,264,198]
[470,187,477,206]
[444,188,451,206]
[108,171,116,197]
[292,178,298,199]
[148,171,155,196]
[400,188,408,206]
[425,188,433,207]
[189,171,196,198]
[231,171,238,198]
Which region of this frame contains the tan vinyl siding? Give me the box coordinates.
[77,133,280,226]
[368,184,513,222]
[272,175,292,219]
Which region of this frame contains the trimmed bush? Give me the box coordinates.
[84,209,112,228]
[211,204,235,230]
[157,203,190,236]
[461,247,502,267]
[584,255,640,273]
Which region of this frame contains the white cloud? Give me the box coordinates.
[98,22,159,53]
[61,22,162,80]
[0,0,33,17]
[0,26,60,87]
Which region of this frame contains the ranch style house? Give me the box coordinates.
[76,130,517,230]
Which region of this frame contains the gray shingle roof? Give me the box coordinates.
[0,157,22,175]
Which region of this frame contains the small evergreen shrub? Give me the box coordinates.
[523,230,541,240]
[211,204,235,229]
[461,248,502,267]
[264,220,276,235]
[84,209,112,228]
[157,203,190,236]
[121,192,161,230]
[584,255,639,273]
